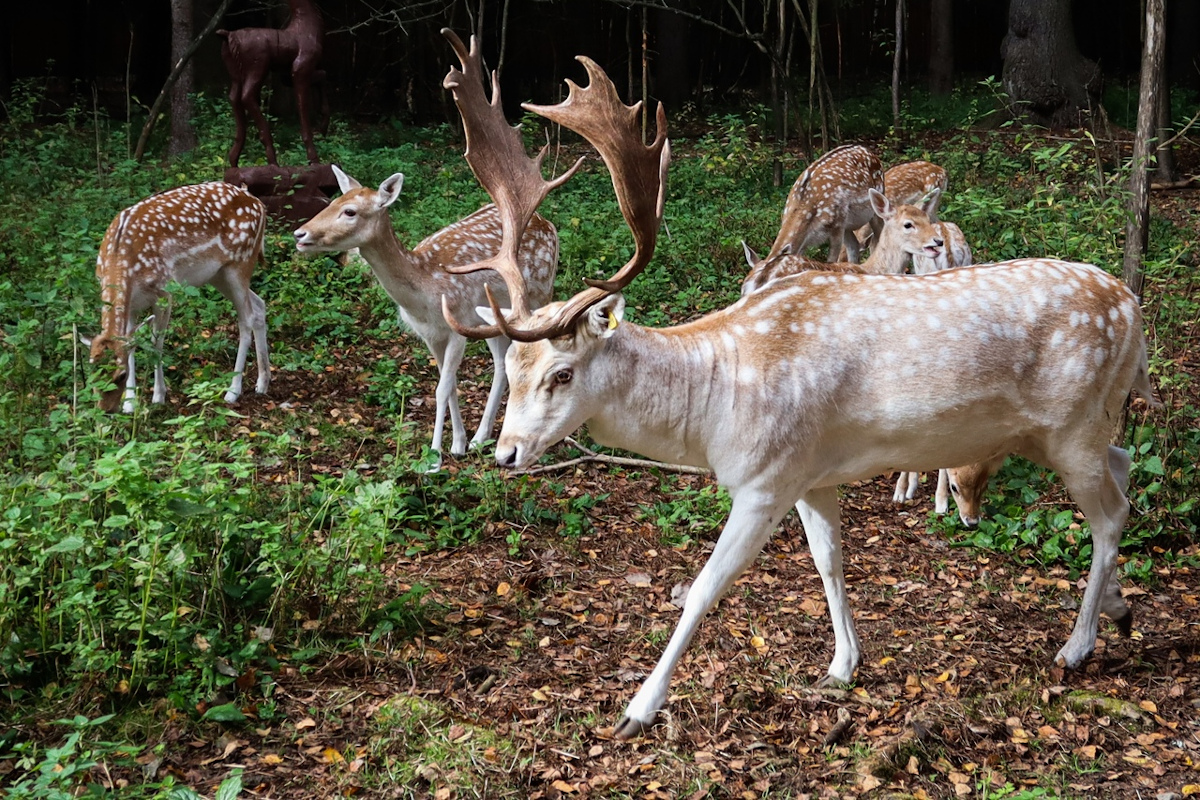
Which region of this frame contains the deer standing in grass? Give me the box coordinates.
[742,188,946,295]
[438,29,1158,739]
[293,166,558,468]
[768,144,885,263]
[89,182,270,413]
[880,160,948,217]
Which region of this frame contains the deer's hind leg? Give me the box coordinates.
[150,292,173,404]
[211,267,267,404]
[1053,444,1132,668]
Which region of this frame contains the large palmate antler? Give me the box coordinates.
[440,29,583,336]
[440,28,670,342]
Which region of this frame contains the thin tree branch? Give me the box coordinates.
[330,1,455,35]
[134,0,236,161]
[603,0,769,50]
[513,437,710,477]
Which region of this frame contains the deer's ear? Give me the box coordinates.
[869,187,892,219]
[377,174,405,209]
[475,305,511,326]
[920,188,942,219]
[585,294,625,340]
[742,240,761,268]
[332,165,361,194]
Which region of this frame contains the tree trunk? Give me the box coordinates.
[1123,0,1165,299]
[1000,0,1103,127]
[1154,41,1177,183]
[168,0,197,158]
[892,0,903,129]
[928,0,953,95]
[134,0,234,162]
[496,0,511,78]
[653,7,691,110]
[770,0,787,187]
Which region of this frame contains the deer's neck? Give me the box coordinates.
[862,231,912,274]
[356,226,433,307]
[97,269,131,341]
[584,322,749,471]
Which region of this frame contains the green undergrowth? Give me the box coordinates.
[1,75,1197,796]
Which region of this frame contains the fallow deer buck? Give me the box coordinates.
[741,188,946,296]
[768,144,885,263]
[293,165,558,468]
[437,29,1159,739]
[88,182,270,413]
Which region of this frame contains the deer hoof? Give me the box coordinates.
[612,715,650,741]
[816,673,853,690]
[1113,609,1133,638]
[1054,644,1093,670]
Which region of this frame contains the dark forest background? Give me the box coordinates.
[4,0,1198,128]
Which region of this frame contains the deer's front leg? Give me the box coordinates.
[212,269,257,404]
[838,227,861,263]
[614,488,792,739]
[471,335,510,449]
[935,469,950,514]
[796,485,861,685]
[121,347,138,414]
[249,290,270,396]
[430,334,469,460]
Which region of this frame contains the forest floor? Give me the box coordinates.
[154,183,1200,797]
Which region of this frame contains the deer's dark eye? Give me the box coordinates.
[553,369,573,386]
[344,208,357,218]
[904,221,914,229]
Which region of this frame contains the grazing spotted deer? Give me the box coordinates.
[438,29,1159,739]
[293,166,558,468]
[88,182,270,413]
[882,160,948,217]
[768,144,885,263]
[742,188,945,296]
[939,457,1007,527]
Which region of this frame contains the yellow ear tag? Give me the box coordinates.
[607,311,619,330]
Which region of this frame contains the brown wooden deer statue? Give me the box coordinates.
[218,0,325,167]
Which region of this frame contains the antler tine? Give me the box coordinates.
[525,56,669,294]
[440,28,584,337]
